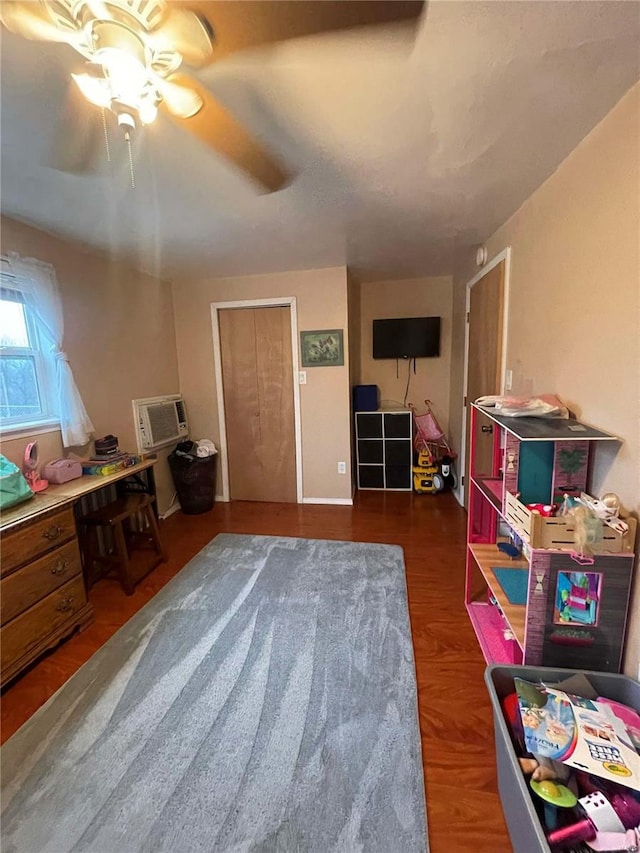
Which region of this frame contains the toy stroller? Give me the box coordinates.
[410,400,457,492]
[410,400,456,463]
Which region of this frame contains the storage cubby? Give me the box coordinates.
[355,410,412,491]
[465,404,636,673]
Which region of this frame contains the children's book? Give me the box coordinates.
[515,678,640,791]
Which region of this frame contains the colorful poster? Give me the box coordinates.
[515,678,640,791]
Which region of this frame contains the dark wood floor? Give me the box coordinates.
[1,490,513,853]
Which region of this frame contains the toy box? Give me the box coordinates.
[485,664,640,853]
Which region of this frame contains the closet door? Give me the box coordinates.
[219,306,296,502]
[466,261,505,490]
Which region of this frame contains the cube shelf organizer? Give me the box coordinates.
[355,409,413,491]
[465,403,636,673]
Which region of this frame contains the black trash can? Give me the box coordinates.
[168,448,217,515]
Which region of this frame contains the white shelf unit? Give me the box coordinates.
[355,410,413,491]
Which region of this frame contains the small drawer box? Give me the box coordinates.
[43,458,83,484]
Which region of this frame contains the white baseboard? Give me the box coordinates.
[164,496,351,513]
[159,503,181,520]
[302,497,353,506]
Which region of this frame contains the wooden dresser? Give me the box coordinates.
[0,459,157,686]
[1,503,94,686]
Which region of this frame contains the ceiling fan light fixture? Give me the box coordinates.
[138,97,158,125]
[96,47,147,99]
[71,71,111,107]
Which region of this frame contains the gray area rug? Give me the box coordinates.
[1,533,428,853]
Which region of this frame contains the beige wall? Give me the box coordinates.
[347,269,361,491]
[449,83,640,677]
[359,276,453,438]
[0,217,180,515]
[172,267,353,503]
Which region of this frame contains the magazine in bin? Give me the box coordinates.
[514,677,640,790]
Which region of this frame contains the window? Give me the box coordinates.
[1,253,93,446]
[0,284,56,429]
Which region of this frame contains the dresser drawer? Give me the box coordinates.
[1,576,87,674]
[1,507,76,575]
[1,540,82,625]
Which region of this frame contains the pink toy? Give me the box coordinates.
[586,826,640,851]
[547,788,640,849]
[23,441,48,493]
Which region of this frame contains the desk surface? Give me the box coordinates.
[0,459,157,533]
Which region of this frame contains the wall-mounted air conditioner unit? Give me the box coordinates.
[133,395,188,451]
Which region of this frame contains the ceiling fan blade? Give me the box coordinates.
[49,82,108,174]
[179,1,425,63]
[164,77,288,192]
[148,5,214,68]
[157,77,204,119]
[0,1,71,42]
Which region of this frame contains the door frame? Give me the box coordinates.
[457,246,511,506]
[210,296,303,503]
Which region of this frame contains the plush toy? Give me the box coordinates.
[439,455,457,490]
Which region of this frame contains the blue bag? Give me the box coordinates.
[0,454,34,510]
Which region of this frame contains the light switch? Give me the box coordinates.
[299,371,307,385]
[505,369,513,391]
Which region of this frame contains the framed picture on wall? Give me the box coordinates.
[300,329,344,367]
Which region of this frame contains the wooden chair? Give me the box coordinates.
[79,493,167,595]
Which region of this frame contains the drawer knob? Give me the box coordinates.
[56,596,75,613]
[43,525,64,541]
[51,560,69,576]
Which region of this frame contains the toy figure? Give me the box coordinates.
[439,454,457,490]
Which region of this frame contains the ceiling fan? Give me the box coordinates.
[1,0,424,192]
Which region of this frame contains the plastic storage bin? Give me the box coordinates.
[352,384,379,412]
[168,451,217,515]
[485,664,640,853]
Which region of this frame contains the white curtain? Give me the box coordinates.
[8,252,94,447]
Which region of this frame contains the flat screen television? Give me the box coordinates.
[372,316,440,359]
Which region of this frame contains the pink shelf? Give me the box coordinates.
[472,477,503,513]
[466,601,523,665]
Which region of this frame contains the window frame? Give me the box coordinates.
[0,280,59,434]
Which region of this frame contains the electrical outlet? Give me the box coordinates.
[299,371,307,385]
[505,369,513,391]
[337,461,346,474]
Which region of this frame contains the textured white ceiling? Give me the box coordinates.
[1,1,639,282]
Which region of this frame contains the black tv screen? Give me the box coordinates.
[373,316,440,359]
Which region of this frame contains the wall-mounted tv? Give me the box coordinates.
[372,316,441,359]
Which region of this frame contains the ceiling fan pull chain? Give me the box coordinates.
[101,108,111,163]
[125,131,135,189]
